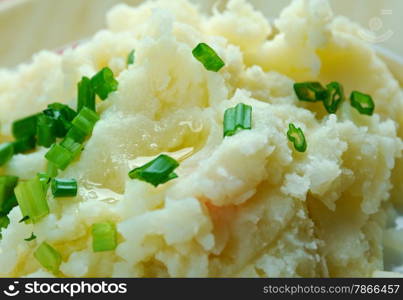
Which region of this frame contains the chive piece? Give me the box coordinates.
[60,137,83,157]
[0,215,9,229]
[0,176,18,214]
[350,91,375,116]
[65,126,87,143]
[51,178,77,198]
[45,144,74,170]
[287,123,307,153]
[36,114,57,148]
[90,67,119,100]
[192,43,225,72]
[1,195,18,218]
[0,143,14,166]
[12,135,36,154]
[128,154,179,187]
[0,215,10,239]
[127,49,135,65]
[223,103,252,137]
[19,215,30,223]
[37,172,51,192]
[14,177,49,224]
[47,162,58,178]
[24,232,36,242]
[44,103,77,138]
[71,107,100,136]
[324,82,344,114]
[77,76,96,112]
[12,114,39,139]
[91,222,117,252]
[294,82,328,102]
[33,242,62,274]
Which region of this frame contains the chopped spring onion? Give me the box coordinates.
[37,172,51,191]
[324,82,344,114]
[77,76,96,112]
[65,126,87,144]
[12,135,36,154]
[294,82,328,102]
[45,144,75,170]
[287,123,307,153]
[19,216,30,223]
[47,162,59,178]
[128,154,179,187]
[12,114,39,139]
[51,178,77,198]
[24,232,36,242]
[0,215,10,239]
[0,215,9,228]
[90,67,119,100]
[71,107,100,136]
[0,215,9,229]
[36,114,57,148]
[127,49,135,65]
[91,222,117,252]
[44,103,76,137]
[34,242,62,274]
[0,143,14,166]
[192,43,225,72]
[350,91,375,116]
[1,195,17,219]
[14,177,49,223]
[223,103,252,137]
[0,175,18,214]
[60,137,83,157]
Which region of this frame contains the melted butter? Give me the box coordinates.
[79,181,123,204]
[128,147,194,169]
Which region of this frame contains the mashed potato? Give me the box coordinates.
[0,0,403,277]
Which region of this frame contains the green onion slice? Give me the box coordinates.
[14,177,49,224]
[45,144,74,170]
[24,232,37,242]
[65,126,87,144]
[127,49,135,65]
[77,76,96,112]
[294,82,328,102]
[37,172,51,192]
[287,123,307,153]
[223,103,252,137]
[71,107,100,136]
[47,162,59,178]
[350,91,375,116]
[12,114,40,139]
[0,143,14,166]
[36,114,57,148]
[0,215,10,239]
[19,215,30,223]
[0,175,18,214]
[43,103,76,137]
[12,135,36,154]
[51,178,77,198]
[60,137,83,157]
[192,43,225,72]
[128,154,179,187]
[92,222,117,252]
[324,82,344,114]
[90,67,119,100]
[33,242,62,274]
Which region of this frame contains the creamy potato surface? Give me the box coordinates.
[0,0,403,277]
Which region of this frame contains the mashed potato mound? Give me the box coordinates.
[1,0,403,277]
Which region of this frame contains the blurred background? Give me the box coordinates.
[0,0,402,68]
